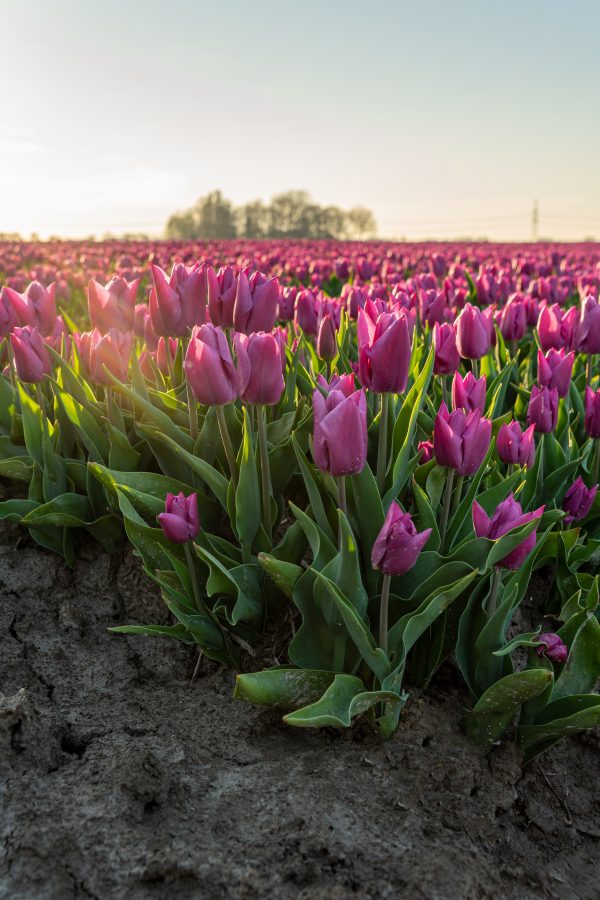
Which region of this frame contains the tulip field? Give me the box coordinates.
[2,238,600,763]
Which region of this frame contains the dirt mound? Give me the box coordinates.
[1,529,599,899]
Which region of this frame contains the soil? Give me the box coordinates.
[1,525,599,900]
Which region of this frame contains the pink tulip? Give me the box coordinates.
[357,303,411,394]
[527,385,558,434]
[4,281,56,336]
[433,322,459,375]
[535,632,568,664]
[455,303,493,360]
[234,332,285,405]
[451,371,486,413]
[496,421,536,468]
[316,314,337,360]
[208,265,236,328]
[312,388,367,476]
[433,403,492,475]
[158,492,200,543]
[537,348,574,398]
[88,275,139,333]
[371,502,431,575]
[472,494,544,569]
[89,328,131,385]
[184,323,238,406]
[10,326,51,383]
[585,386,600,438]
[150,263,208,336]
[563,477,597,525]
[233,270,279,335]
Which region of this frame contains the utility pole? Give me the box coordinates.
[531,199,539,242]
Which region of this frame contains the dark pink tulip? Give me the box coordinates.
[233,270,279,335]
[88,275,139,333]
[345,286,366,320]
[234,332,285,406]
[357,304,411,394]
[523,294,539,327]
[497,421,536,468]
[316,372,355,397]
[312,387,367,476]
[46,315,71,356]
[10,326,51,383]
[418,440,434,463]
[277,286,297,321]
[472,494,544,569]
[433,403,492,476]
[316,314,337,360]
[499,294,527,342]
[184,323,238,406]
[73,330,93,375]
[89,328,131,385]
[371,502,431,576]
[294,289,319,335]
[527,385,558,434]
[418,289,446,327]
[563,476,597,525]
[157,492,200,543]
[155,337,179,377]
[455,303,492,360]
[134,303,150,338]
[208,265,236,328]
[433,322,459,375]
[451,371,486,413]
[537,348,574,398]
[150,263,208,337]
[576,294,600,354]
[584,386,600,438]
[272,326,288,373]
[0,288,17,337]
[537,304,578,351]
[4,281,56,336]
[535,632,568,664]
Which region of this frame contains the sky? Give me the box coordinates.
[1,0,599,241]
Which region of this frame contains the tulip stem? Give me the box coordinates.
[186,381,198,442]
[452,474,464,519]
[488,567,503,618]
[337,475,347,516]
[333,635,346,672]
[379,573,392,654]
[587,355,593,387]
[472,358,479,379]
[257,405,272,539]
[5,339,17,393]
[105,386,115,426]
[439,467,455,551]
[165,338,177,388]
[441,376,449,409]
[376,393,390,492]
[184,541,204,613]
[216,405,238,490]
[592,439,600,486]
[34,382,48,434]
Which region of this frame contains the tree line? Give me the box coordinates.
[165,190,377,241]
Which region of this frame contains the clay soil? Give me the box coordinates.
[1,525,599,900]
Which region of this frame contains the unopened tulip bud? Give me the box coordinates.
[562,476,597,525]
[312,388,367,476]
[371,502,431,575]
[158,492,200,543]
[10,326,52,383]
[234,331,285,405]
[497,421,535,468]
[473,494,544,569]
[451,371,486,413]
[527,385,558,434]
[535,632,568,664]
[184,323,238,406]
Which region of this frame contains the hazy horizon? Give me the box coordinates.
[2,0,599,241]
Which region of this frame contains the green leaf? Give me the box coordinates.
[257,553,303,599]
[234,668,335,709]
[109,623,196,644]
[21,493,94,527]
[283,674,403,729]
[236,408,261,546]
[292,436,336,544]
[552,613,600,701]
[518,695,600,761]
[465,669,553,746]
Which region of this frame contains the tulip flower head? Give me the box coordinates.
[534,632,568,664]
[233,270,279,335]
[455,303,493,359]
[158,492,200,544]
[418,440,434,463]
[433,322,459,375]
[433,402,492,476]
[357,303,411,394]
[234,331,285,406]
[150,263,208,337]
[88,328,131,385]
[496,421,536,468]
[585,387,600,438]
[4,281,57,336]
[316,313,337,360]
[451,371,487,413]
[88,275,139,334]
[527,384,558,434]
[472,494,544,569]
[371,502,431,576]
[184,323,238,406]
[562,476,597,525]
[10,326,52,383]
[537,348,574,398]
[312,387,367,476]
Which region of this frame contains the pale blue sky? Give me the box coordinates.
[1,0,599,239]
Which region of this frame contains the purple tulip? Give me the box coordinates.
[0,288,17,337]
[418,440,434,463]
[537,348,574,398]
[499,294,527,343]
[234,331,285,406]
[455,303,493,360]
[535,632,568,664]
[158,492,200,543]
[496,421,536,468]
[563,476,597,525]
[294,289,319,335]
[233,270,279,335]
[451,371,487,413]
[10,326,52,383]
[433,322,459,375]
[4,281,57,336]
[316,372,355,397]
[527,385,558,434]
[472,494,544,569]
[88,275,139,334]
[537,304,578,352]
[371,502,432,575]
[208,265,236,328]
[150,263,208,336]
[316,313,337,360]
[585,386,600,438]
[185,323,238,406]
[418,289,446,327]
[312,388,367,476]
[357,303,411,394]
[577,294,600,355]
[433,403,492,476]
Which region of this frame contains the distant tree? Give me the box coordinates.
[193,190,237,239]
[236,200,268,239]
[165,210,197,240]
[346,207,377,240]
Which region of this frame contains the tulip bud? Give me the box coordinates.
[150,263,208,337]
[4,281,57,336]
[184,323,238,406]
[418,440,434,463]
[208,265,236,328]
[316,373,355,397]
[0,288,17,337]
[357,304,411,394]
[499,294,527,343]
[577,294,600,355]
[88,275,139,334]
[562,476,597,525]
[535,632,568,664]
[433,403,492,476]
[294,289,319,335]
[455,303,493,359]
[418,289,446,327]
[157,491,200,543]
[472,494,544,569]
[496,421,535,468]
[527,385,558,434]
[88,328,131,385]
[312,388,367,476]
[585,386,600,438]
[234,332,285,406]
[316,314,337,360]
[537,304,578,352]
[155,337,179,377]
[371,502,431,575]
[233,270,279,335]
[451,371,486,413]
[10,326,52,383]
[433,322,459,375]
[537,348,574,398]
